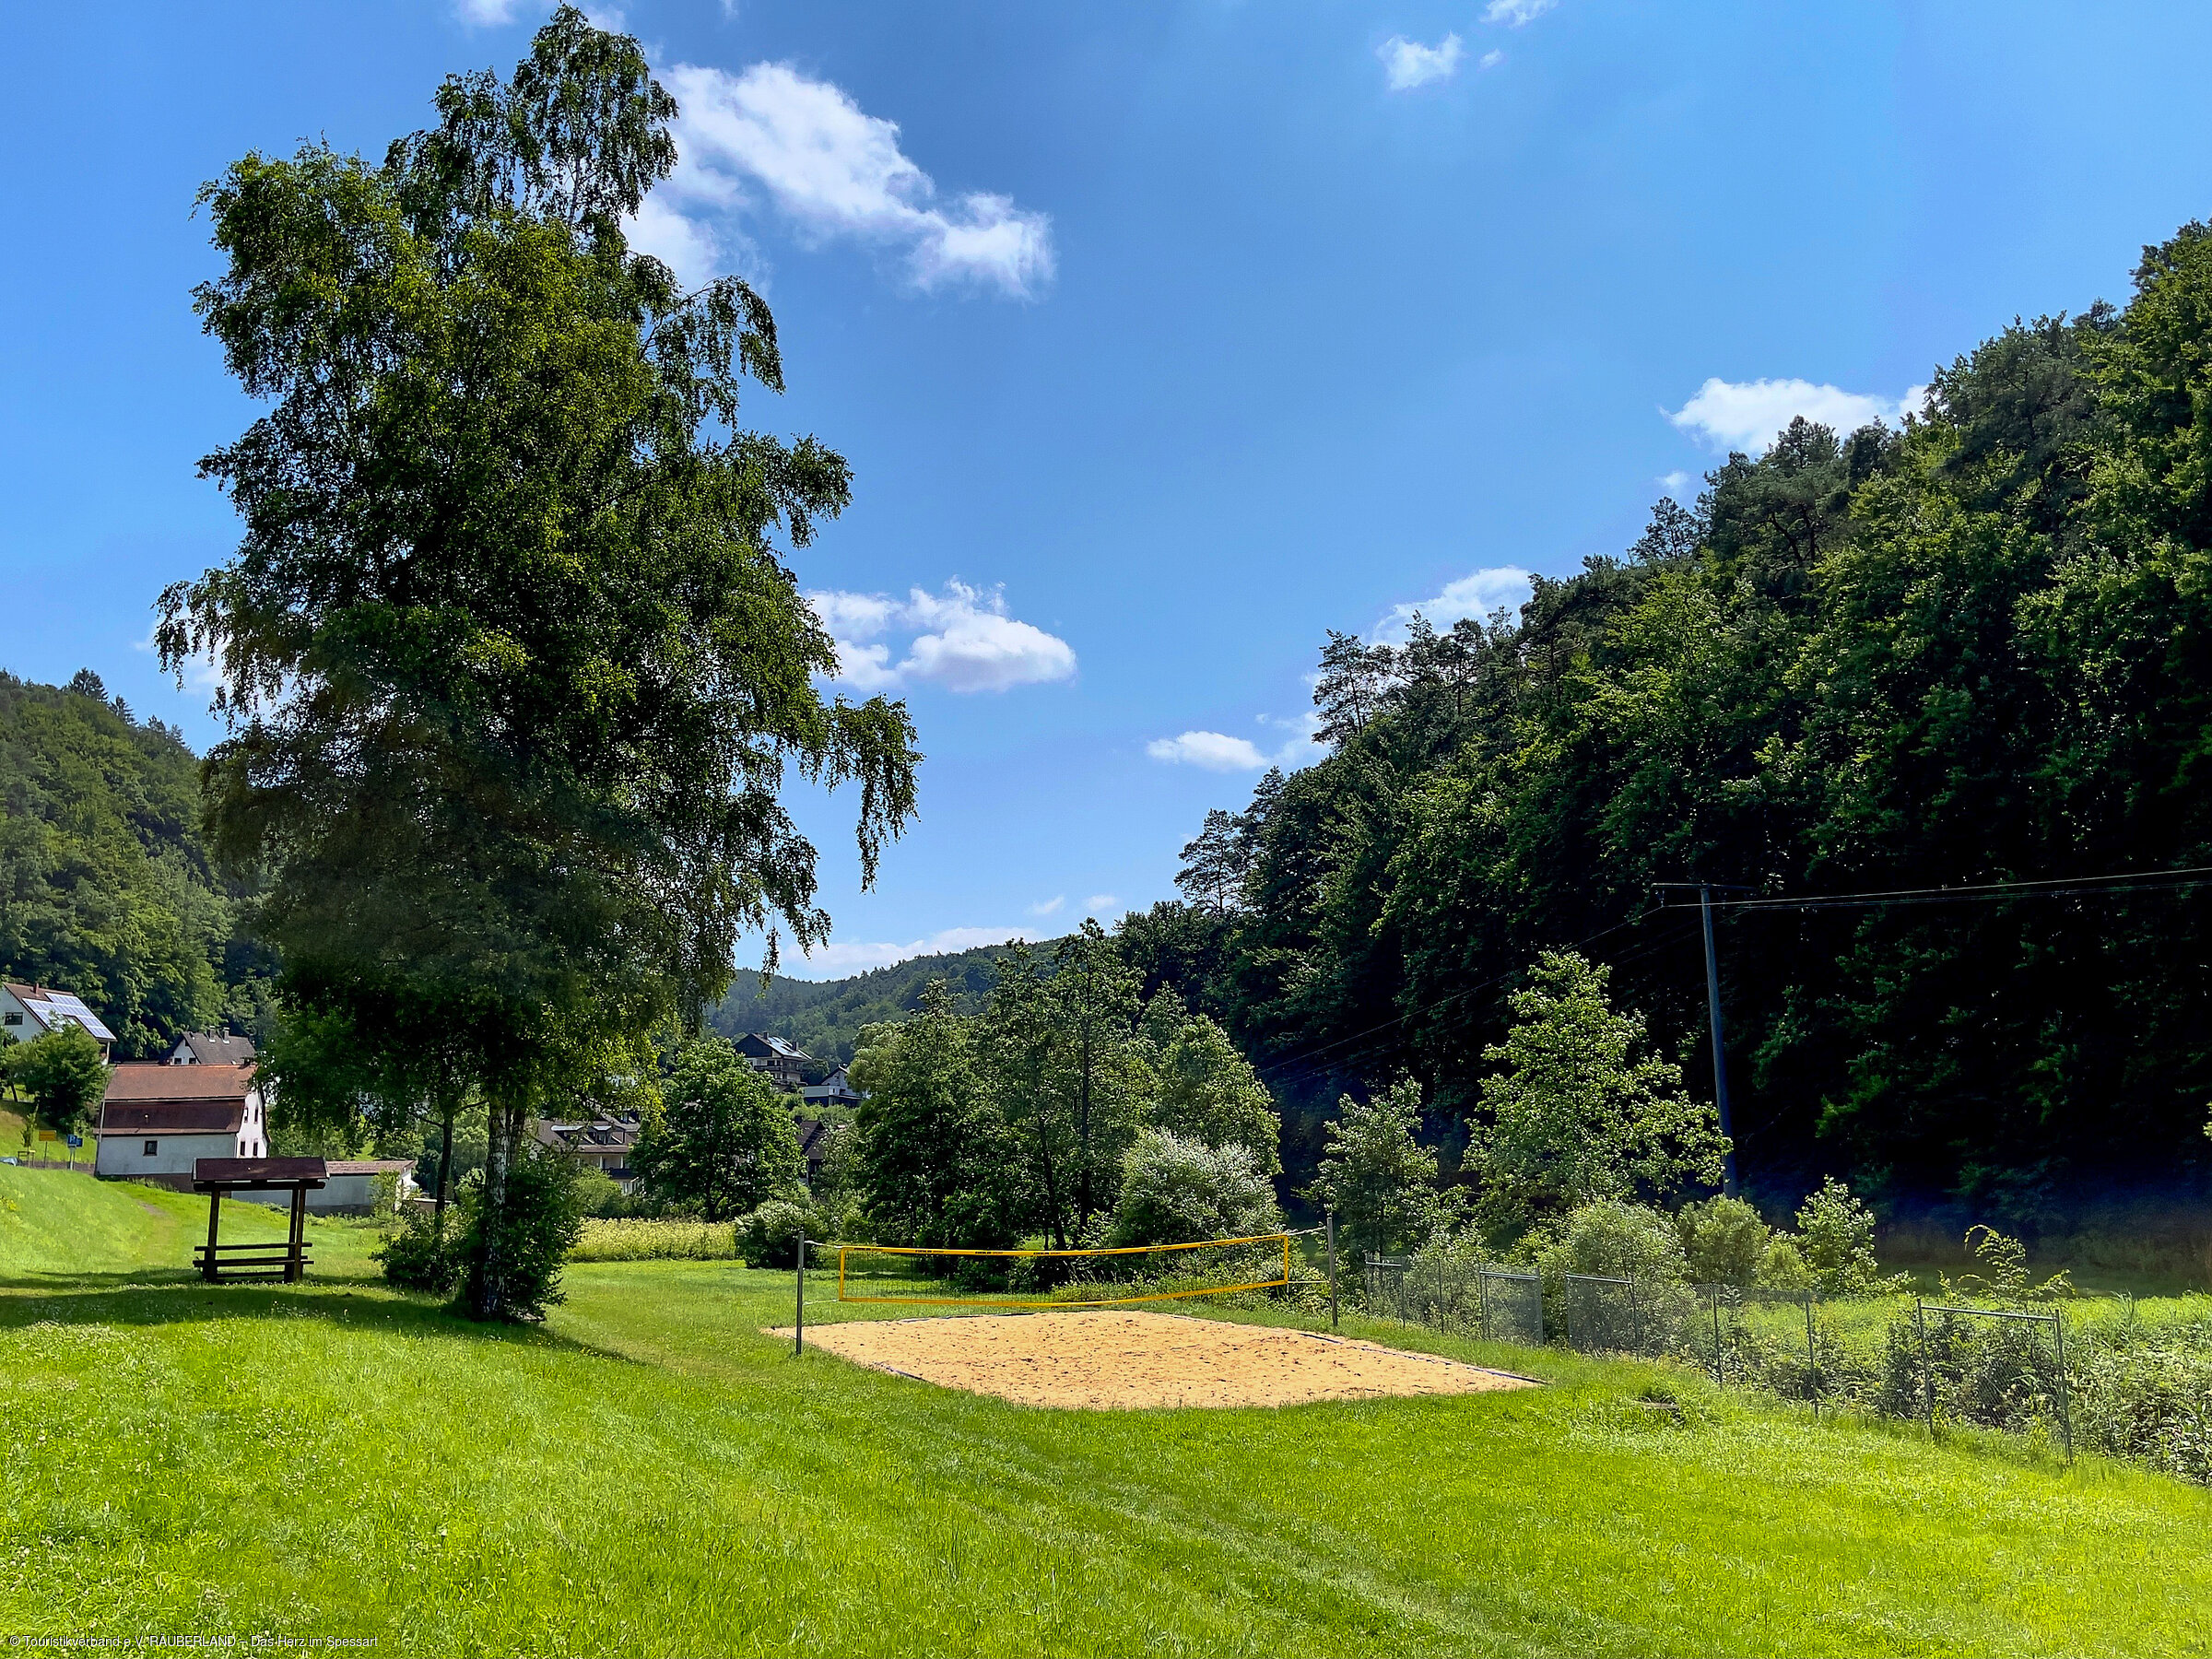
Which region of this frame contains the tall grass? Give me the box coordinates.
[571,1217,736,1262]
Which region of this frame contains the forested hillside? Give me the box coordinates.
[1128,219,2212,1225]
[0,671,270,1056]
[712,941,1030,1064]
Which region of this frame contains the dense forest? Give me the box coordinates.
[1125,219,2212,1227]
[0,671,270,1057]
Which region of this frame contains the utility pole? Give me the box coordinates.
[1653,882,1751,1196]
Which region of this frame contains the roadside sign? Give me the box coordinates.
[66,1135,83,1148]
[37,1130,56,1141]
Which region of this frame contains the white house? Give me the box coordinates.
[733,1032,810,1092]
[94,1063,268,1189]
[533,1113,641,1190]
[230,1157,416,1215]
[799,1064,865,1111]
[165,1030,257,1066]
[2,982,116,1061]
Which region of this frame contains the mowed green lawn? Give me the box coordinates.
[3,1168,2209,1657]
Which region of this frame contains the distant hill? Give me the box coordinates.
[0,669,271,1056]
[709,939,1054,1065]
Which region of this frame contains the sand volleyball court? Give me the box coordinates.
[771,1309,1539,1409]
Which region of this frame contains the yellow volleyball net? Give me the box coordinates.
[826,1231,1297,1310]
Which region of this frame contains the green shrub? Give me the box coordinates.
[1755,1235,1815,1290]
[375,1210,461,1295]
[1535,1200,1688,1282]
[1677,1195,1771,1285]
[735,1199,817,1269]
[571,1167,625,1217]
[1794,1177,1883,1295]
[1106,1129,1280,1247]
[459,1149,585,1322]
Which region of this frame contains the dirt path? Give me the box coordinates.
[769,1309,1539,1409]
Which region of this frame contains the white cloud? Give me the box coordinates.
[794,924,1051,978]
[1147,714,1320,773]
[1378,33,1465,91]
[1084,895,1120,915]
[1028,895,1065,917]
[1482,0,1557,24]
[1667,378,1931,454]
[1658,470,1693,495]
[453,0,528,23]
[1480,50,1505,69]
[808,580,1076,694]
[641,62,1053,299]
[1147,731,1271,771]
[1371,564,1534,643]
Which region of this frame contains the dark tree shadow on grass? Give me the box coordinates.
[0,1273,628,1361]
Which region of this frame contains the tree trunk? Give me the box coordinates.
[433,1093,456,1236]
[1031,1085,1067,1251]
[1075,1018,1093,1232]
[477,1092,521,1320]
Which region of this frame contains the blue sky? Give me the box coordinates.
[6,2,2211,975]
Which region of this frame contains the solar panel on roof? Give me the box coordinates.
[36,993,116,1041]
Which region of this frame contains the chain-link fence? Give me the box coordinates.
[1365,1253,1543,1346]
[1358,1261,2077,1460]
[1889,1300,2074,1456]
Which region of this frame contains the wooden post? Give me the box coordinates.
[1324,1209,1338,1330]
[288,1185,307,1283]
[204,1190,222,1283]
[794,1234,806,1356]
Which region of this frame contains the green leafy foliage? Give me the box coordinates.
[1529,1199,1689,1284]
[164,8,918,1318]
[1311,1078,1461,1259]
[1794,1176,1884,1296]
[1105,1128,1280,1247]
[7,1026,109,1136]
[1677,1195,1773,1287]
[734,1197,815,1268]
[375,1209,462,1295]
[0,672,269,1055]
[633,1037,804,1221]
[1467,951,1728,1239]
[849,983,1020,1247]
[457,1151,585,1322]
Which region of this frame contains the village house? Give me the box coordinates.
[799,1063,865,1111]
[2,982,116,1061]
[228,1157,417,1216]
[94,1063,268,1189]
[733,1032,810,1092]
[164,1030,258,1066]
[533,1112,641,1190]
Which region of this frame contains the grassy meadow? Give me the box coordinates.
[5,1166,2212,1656]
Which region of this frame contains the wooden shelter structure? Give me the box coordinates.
[192,1157,326,1282]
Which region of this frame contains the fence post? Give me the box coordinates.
[794,1233,806,1357]
[1914,1299,1935,1436]
[2052,1308,2073,1464]
[1478,1266,1492,1344]
[1805,1291,1818,1420]
[1710,1287,1724,1386]
[1324,1209,1337,1329]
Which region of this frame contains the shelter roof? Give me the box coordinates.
[193,1157,326,1190]
[324,1159,416,1175]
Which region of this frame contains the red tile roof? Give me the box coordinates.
[99,1100,245,1135]
[103,1063,256,1103]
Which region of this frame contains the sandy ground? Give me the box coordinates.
[767,1309,1540,1410]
